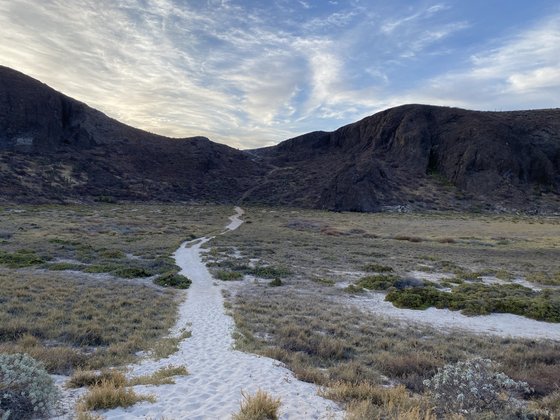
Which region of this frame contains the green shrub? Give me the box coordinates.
[46,262,85,271]
[99,249,125,259]
[0,353,60,419]
[355,274,399,291]
[215,270,243,281]
[154,271,191,289]
[362,263,393,273]
[112,267,152,279]
[386,283,560,322]
[269,279,283,287]
[250,266,291,279]
[0,250,45,268]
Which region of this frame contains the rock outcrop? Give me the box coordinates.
[1,66,559,212]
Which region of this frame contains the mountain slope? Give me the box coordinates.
[1,66,559,212]
[246,105,560,212]
[0,66,267,202]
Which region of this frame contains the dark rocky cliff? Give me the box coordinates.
[1,66,559,212]
[0,66,266,203]
[249,105,560,212]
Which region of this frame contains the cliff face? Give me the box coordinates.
[248,105,560,212]
[0,66,267,203]
[1,66,559,212]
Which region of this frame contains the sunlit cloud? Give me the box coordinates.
[0,0,558,148]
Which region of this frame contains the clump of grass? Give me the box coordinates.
[45,262,85,271]
[394,235,423,243]
[311,277,335,286]
[344,284,365,294]
[129,365,188,386]
[362,263,393,273]
[250,266,291,279]
[216,270,244,281]
[0,249,45,268]
[151,331,191,359]
[269,278,283,287]
[67,369,127,388]
[436,237,456,244]
[232,390,281,420]
[355,274,399,291]
[77,379,155,410]
[99,249,126,259]
[82,263,122,274]
[112,267,152,278]
[154,271,192,289]
[322,382,434,420]
[526,271,560,286]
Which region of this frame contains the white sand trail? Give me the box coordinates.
[103,207,342,419]
[351,292,560,341]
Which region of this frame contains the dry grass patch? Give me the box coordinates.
[232,390,281,420]
[67,369,127,388]
[323,382,434,420]
[0,269,177,372]
[129,365,188,386]
[77,379,155,411]
[151,330,191,359]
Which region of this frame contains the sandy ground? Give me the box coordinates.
[351,291,560,341]
[98,207,342,419]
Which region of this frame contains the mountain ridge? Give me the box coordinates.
[1,66,559,213]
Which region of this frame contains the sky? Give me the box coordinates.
[1,1,559,149]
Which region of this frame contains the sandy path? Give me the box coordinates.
[103,207,342,419]
[351,292,560,341]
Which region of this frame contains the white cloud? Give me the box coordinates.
[413,13,560,109]
[0,0,558,150]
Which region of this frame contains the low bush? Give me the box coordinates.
[233,390,281,420]
[112,267,152,279]
[215,270,243,281]
[0,353,59,419]
[424,358,530,416]
[362,263,393,273]
[0,250,45,268]
[154,271,192,289]
[355,274,399,291]
[45,262,85,271]
[269,278,283,287]
[249,266,291,279]
[386,283,560,322]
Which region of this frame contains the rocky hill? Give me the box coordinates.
[1,66,559,212]
[0,66,266,203]
[246,105,560,212]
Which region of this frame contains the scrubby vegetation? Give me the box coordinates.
[0,353,59,419]
[0,272,177,372]
[154,270,192,289]
[215,270,244,281]
[424,358,530,417]
[386,283,560,322]
[0,249,45,268]
[129,365,188,386]
[232,390,281,420]
[77,379,154,410]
